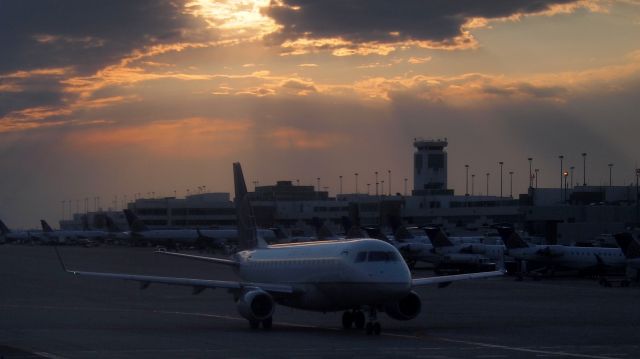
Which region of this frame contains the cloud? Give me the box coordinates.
[265,0,588,53]
[0,1,208,75]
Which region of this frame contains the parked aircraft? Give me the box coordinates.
[57,162,503,335]
[423,227,502,272]
[497,227,625,276]
[614,233,640,281]
[0,220,34,243]
[123,209,275,249]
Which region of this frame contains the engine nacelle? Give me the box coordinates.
[236,289,275,321]
[384,291,421,321]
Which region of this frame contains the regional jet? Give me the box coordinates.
[56,163,503,335]
[498,227,625,276]
[0,219,35,243]
[614,232,640,281]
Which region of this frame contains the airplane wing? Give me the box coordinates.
[65,269,294,294]
[411,270,504,287]
[55,247,293,295]
[155,251,239,267]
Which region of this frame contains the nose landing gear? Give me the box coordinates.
[342,308,380,335]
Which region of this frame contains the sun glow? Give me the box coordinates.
[185,0,279,40]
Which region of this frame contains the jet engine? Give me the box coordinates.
[236,289,275,321]
[384,291,421,321]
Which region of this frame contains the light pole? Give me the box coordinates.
[404,178,408,196]
[636,168,640,226]
[375,171,378,196]
[534,169,539,189]
[570,166,575,189]
[316,177,320,192]
[528,158,533,188]
[499,162,504,197]
[367,183,370,195]
[563,171,569,203]
[471,174,475,196]
[608,163,614,187]
[388,170,391,196]
[559,155,564,202]
[582,152,587,186]
[486,172,490,196]
[381,180,385,196]
[355,173,359,194]
[339,175,343,195]
[61,200,65,220]
[465,164,469,196]
[509,171,514,198]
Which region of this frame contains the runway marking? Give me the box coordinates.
[0,304,627,359]
[33,352,69,359]
[432,337,620,359]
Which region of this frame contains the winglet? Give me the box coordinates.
[615,232,640,259]
[0,219,11,235]
[496,227,529,249]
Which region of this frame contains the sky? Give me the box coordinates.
[1,0,640,228]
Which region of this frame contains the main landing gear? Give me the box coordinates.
[342,308,381,335]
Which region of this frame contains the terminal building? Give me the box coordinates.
[61,138,640,245]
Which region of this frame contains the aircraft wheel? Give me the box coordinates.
[365,322,373,335]
[354,311,365,330]
[262,317,273,330]
[373,322,381,335]
[249,320,260,329]
[342,311,353,329]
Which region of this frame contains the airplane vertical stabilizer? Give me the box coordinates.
[0,220,10,234]
[233,162,261,250]
[41,220,54,233]
[123,209,148,232]
[496,227,529,249]
[615,233,640,259]
[424,227,454,248]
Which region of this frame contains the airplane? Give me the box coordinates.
[497,227,625,277]
[56,162,504,335]
[123,209,276,249]
[0,219,35,243]
[423,227,502,273]
[614,233,640,282]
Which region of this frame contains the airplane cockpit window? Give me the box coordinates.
[355,251,367,262]
[368,251,400,262]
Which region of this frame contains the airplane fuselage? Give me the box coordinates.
[234,239,412,311]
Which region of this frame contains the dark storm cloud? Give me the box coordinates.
[266,0,579,44]
[0,0,199,75]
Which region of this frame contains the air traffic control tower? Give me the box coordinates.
[412,138,453,196]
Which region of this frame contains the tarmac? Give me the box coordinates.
[0,245,638,359]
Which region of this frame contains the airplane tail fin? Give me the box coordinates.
[316,223,335,240]
[362,226,389,242]
[81,215,90,231]
[394,225,413,242]
[41,220,54,233]
[104,216,121,232]
[233,162,262,251]
[123,209,148,232]
[424,227,455,248]
[615,233,640,259]
[496,227,529,249]
[0,219,11,235]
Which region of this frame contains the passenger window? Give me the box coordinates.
[355,251,367,262]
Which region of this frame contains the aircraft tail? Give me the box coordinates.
[81,215,90,231]
[496,227,529,249]
[123,209,148,232]
[615,233,640,259]
[423,227,455,248]
[233,162,261,251]
[362,226,389,242]
[394,225,413,242]
[0,219,11,235]
[40,220,54,233]
[104,216,121,232]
